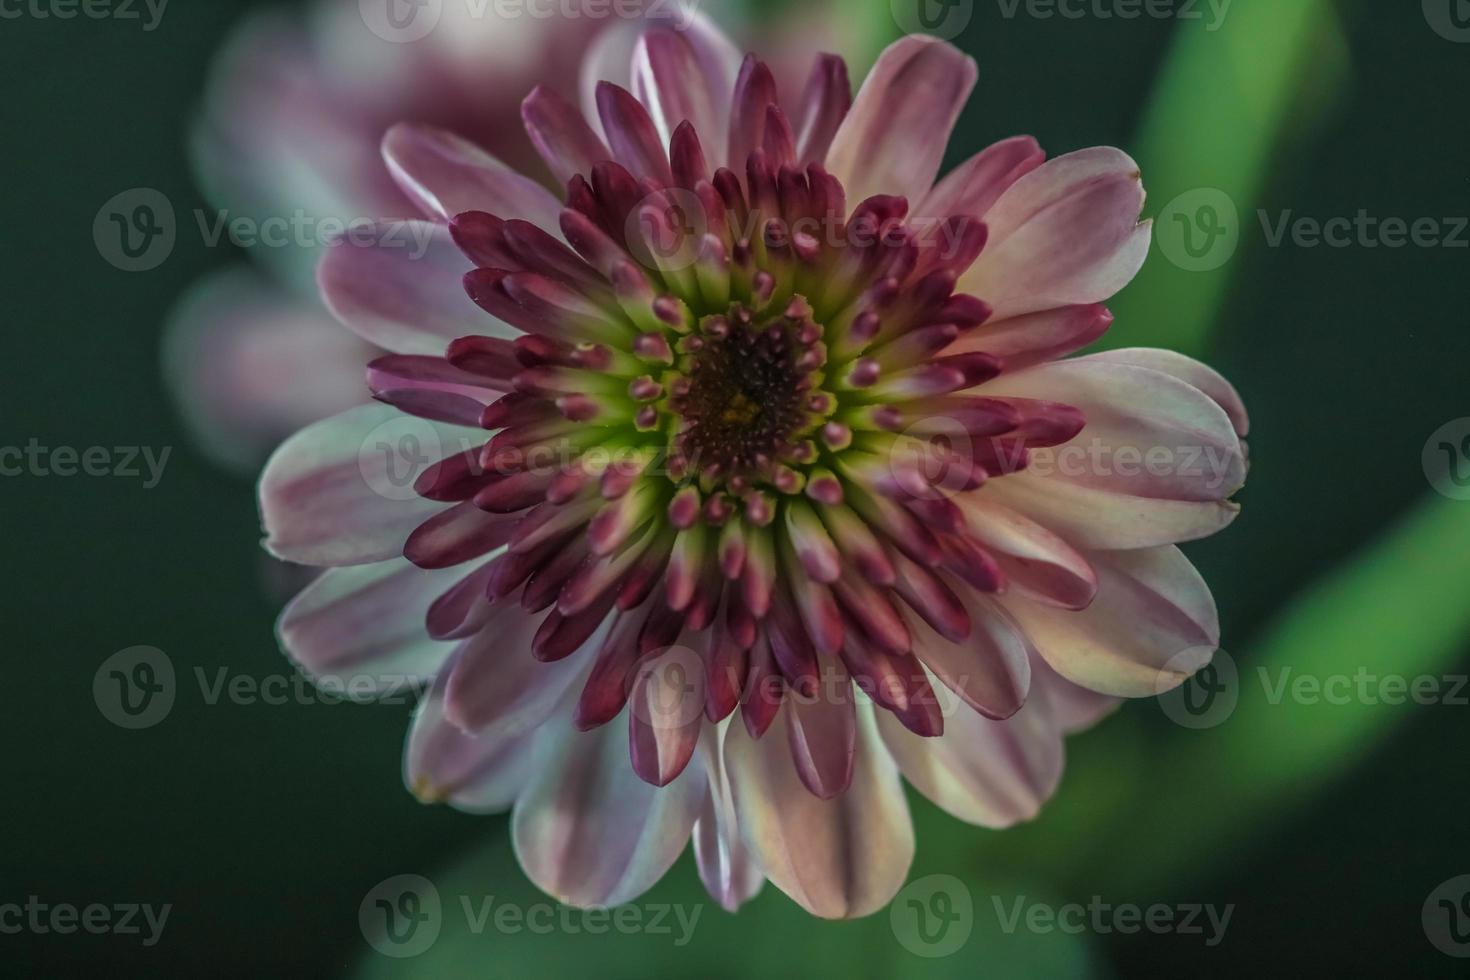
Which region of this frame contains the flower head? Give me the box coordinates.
[263,17,1249,918]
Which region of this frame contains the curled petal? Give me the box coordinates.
[725,702,914,919]
[277,557,456,697]
[919,135,1047,222]
[404,657,538,813]
[877,668,1063,829]
[1001,545,1219,698]
[945,303,1113,371]
[961,147,1150,320]
[825,36,977,207]
[1085,347,1251,438]
[981,357,1248,543]
[260,404,476,566]
[628,648,706,787]
[693,727,765,911]
[904,593,1031,720]
[443,606,595,733]
[956,495,1098,610]
[512,708,706,908]
[382,123,563,230]
[318,223,493,355]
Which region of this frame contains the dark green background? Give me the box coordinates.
[3,0,1468,975]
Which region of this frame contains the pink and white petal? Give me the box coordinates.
[943,303,1112,371]
[318,222,499,355]
[724,702,914,920]
[984,472,1240,550]
[443,605,600,734]
[960,147,1150,320]
[277,556,458,696]
[633,28,726,159]
[902,595,1031,720]
[164,268,373,470]
[382,123,565,230]
[404,656,539,813]
[784,655,857,799]
[581,6,741,144]
[1085,348,1250,438]
[876,669,1063,829]
[628,648,706,787]
[260,404,481,566]
[1030,655,1122,734]
[983,358,1247,503]
[918,135,1046,223]
[512,706,706,909]
[693,725,765,912]
[825,37,977,207]
[955,495,1098,610]
[1001,545,1218,698]
[522,85,613,186]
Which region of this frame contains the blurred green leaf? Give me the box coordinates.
[1109,0,1350,355]
[1083,494,1470,891]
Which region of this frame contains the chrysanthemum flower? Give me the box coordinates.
[262,18,1249,919]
